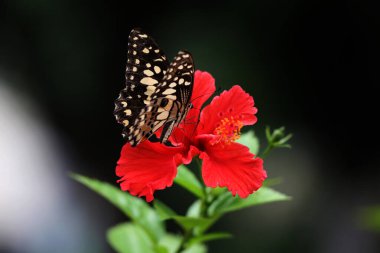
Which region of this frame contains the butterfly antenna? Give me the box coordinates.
[189,89,216,104]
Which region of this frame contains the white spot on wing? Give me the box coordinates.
[144,86,156,96]
[157,111,169,120]
[154,66,161,74]
[143,70,154,76]
[140,77,158,85]
[163,88,176,95]
[124,109,132,115]
[166,95,177,100]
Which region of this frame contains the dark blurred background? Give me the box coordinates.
[1,0,379,252]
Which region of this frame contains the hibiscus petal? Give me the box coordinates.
[171,70,216,143]
[199,85,257,135]
[199,136,266,198]
[116,141,183,202]
[191,70,216,110]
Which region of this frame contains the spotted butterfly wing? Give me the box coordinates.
[136,51,194,145]
[114,29,194,147]
[114,29,169,145]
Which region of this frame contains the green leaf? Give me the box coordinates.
[207,187,227,197]
[182,244,207,253]
[154,200,177,220]
[186,200,202,218]
[276,133,293,146]
[157,234,182,253]
[222,187,291,214]
[174,165,205,199]
[157,234,207,253]
[266,126,293,149]
[263,177,283,187]
[71,173,164,242]
[265,126,272,142]
[236,130,260,155]
[186,232,232,247]
[185,200,221,235]
[173,216,215,231]
[154,247,169,253]
[107,223,155,253]
[209,187,291,215]
[207,191,235,217]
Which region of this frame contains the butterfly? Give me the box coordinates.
[114,28,195,147]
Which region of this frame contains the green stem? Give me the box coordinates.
[261,144,274,159]
[195,157,203,180]
[176,156,210,253]
[195,157,210,217]
[176,228,193,253]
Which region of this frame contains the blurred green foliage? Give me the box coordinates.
[358,206,380,232]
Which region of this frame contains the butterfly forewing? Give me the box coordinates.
[114,29,169,145]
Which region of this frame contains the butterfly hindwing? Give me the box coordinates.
[114,29,169,145]
[157,51,194,107]
[139,51,195,144]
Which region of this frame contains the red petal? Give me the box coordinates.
[198,85,258,135]
[181,145,201,164]
[171,70,216,143]
[191,70,216,111]
[198,136,266,198]
[116,141,183,202]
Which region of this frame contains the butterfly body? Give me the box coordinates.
[114,29,194,147]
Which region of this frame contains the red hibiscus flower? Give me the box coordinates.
[116,71,266,202]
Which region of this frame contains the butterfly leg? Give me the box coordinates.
[148,134,160,143]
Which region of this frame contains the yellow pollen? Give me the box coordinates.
[211,116,243,145]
